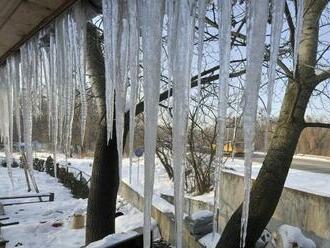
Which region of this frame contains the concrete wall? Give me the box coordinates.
[219,171,330,248]
[162,171,330,248]
[119,181,203,248]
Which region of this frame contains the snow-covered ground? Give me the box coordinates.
[1,151,329,247]
[52,154,330,198]
[2,151,330,198]
[0,164,155,248]
[0,166,87,248]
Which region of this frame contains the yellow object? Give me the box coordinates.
[211,142,244,155]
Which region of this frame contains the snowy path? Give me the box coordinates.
[0,167,87,248]
[0,165,148,248]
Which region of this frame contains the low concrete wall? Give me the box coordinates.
[162,171,330,248]
[119,181,203,248]
[219,171,330,248]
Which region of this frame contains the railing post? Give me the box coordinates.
[49,193,55,202]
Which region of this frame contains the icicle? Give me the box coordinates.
[0,66,14,187]
[141,1,165,247]
[240,1,269,247]
[213,0,232,237]
[73,2,87,147]
[116,17,129,179]
[196,0,207,99]
[102,0,116,141]
[168,1,196,247]
[128,0,140,185]
[20,42,36,184]
[10,56,22,150]
[293,0,304,76]
[265,0,285,150]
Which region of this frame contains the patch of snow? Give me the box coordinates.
[276,225,316,248]
[86,231,139,248]
[190,210,213,221]
[199,232,221,248]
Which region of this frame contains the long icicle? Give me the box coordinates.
[213,0,232,237]
[102,0,116,141]
[170,1,196,247]
[141,1,165,247]
[196,0,207,99]
[128,0,140,185]
[240,1,269,247]
[265,0,285,150]
[293,0,304,76]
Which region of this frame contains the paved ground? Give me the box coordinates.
[251,153,330,174]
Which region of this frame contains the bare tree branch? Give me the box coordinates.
[304,122,330,129]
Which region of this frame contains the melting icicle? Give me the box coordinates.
[73,2,87,147]
[293,0,304,76]
[115,17,129,179]
[102,0,116,141]
[0,66,14,187]
[196,0,207,99]
[141,1,165,247]
[240,1,269,247]
[265,0,285,150]
[169,1,196,247]
[128,0,140,185]
[213,0,232,237]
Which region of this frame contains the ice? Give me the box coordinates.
[102,0,116,141]
[293,0,304,76]
[128,0,140,184]
[168,1,196,247]
[0,66,14,186]
[73,2,87,147]
[196,0,207,100]
[213,0,232,236]
[241,1,269,247]
[141,1,165,247]
[265,0,285,150]
[117,17,129,180]
[103,1,130,179]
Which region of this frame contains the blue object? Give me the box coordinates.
[134,147,144,157]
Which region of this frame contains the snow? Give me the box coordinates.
[223,159,330,197]
[86,231,139,248]
[1,153,329,247]
[2,152,330,200]
[199,232,221,248]
[277,224,316,248]
[190,210,213,221]
[0,161,157,248]
[0,166,87,248]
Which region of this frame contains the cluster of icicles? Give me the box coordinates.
[0,2,87,186]
[0,0,305,247]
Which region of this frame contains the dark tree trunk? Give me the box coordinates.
[217,83,312,248]
[217,1,327,247]
[86,123,119,244]
[85,23,120,245]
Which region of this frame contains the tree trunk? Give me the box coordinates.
[85,23,120,245]
[217,1,326,247]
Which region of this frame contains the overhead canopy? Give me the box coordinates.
[0,0,79,63]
